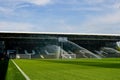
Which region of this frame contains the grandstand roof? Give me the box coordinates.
[0,31,120,37]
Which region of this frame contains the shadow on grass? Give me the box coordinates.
[41,60,120,69]
[0,59,9,80]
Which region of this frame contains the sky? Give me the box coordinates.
[0,0,120,34]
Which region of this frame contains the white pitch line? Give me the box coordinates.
[11,59,30,80]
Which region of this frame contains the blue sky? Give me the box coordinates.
[0,0,120,34]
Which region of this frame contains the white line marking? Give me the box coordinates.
[11,59,30,80]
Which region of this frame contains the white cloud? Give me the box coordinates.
[0,0,53,11]
[81,0,120,11]
[0,0,52,7]
[0,0,53,15]
[26,0,52,6]
[12,0,52,6]
[0,7,14,15]
[66,7,103,11]
[88,11,120,25]
[112,3,120,9]
[79,11,120,33]
[0,7,8,12]
[0,21,35,31]
[0,0,120,33]
[84,0,105,4]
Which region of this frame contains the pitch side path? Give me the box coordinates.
[9,59,120,80]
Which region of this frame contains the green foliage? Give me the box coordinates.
[14,58,120,80]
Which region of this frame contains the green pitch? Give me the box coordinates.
[7,58,120,80]
[6,60,25,80]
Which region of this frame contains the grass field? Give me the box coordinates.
[8,58,120,80]
[6,60,26,80]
